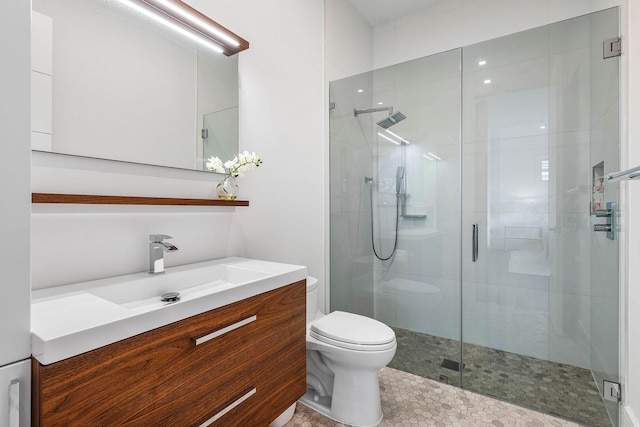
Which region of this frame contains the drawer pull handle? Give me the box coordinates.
[195,315,257,346]
[199,387,256,427]
[9,380,20,427]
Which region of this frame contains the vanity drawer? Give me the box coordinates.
[32,280,306,427]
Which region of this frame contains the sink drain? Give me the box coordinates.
[160,292,181,303]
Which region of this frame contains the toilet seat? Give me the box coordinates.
[310,311,396,352]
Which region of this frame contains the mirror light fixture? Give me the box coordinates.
[115,0,249,55]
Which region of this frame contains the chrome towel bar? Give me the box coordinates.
[606,165,640,182]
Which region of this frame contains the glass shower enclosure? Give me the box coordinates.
[329,9,620,426]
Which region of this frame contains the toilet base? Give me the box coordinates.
[298,390,383,427]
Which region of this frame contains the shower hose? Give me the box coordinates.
[369,183,400,261]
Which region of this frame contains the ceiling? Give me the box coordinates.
[348,0,446,27]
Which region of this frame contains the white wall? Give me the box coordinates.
[0,0,31,365]
[186,0,326,310]
[30,153,239,289]
[324,0,373,82]
[372,0,620,69]
[31,1,327,312]
[623,0,640,423]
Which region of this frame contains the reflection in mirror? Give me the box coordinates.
[202,107,238,164]
[31,0,240,171]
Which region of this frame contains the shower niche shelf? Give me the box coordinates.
[31,193,249,207]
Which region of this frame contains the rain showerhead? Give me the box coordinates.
[353,106,407,128]
[376,111,406,129]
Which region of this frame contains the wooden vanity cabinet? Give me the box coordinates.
[32,280,307,427]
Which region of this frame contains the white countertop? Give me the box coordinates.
[32,257,306,365]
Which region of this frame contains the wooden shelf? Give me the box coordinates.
[32,193,249,206]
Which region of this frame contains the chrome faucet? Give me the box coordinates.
[149,234,178,274]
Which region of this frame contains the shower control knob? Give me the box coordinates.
[593,224,612,232]
[595,209,613,217]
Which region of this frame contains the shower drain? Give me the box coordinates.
[441,358,464,372]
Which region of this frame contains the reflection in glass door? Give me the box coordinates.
[461,9,619,426]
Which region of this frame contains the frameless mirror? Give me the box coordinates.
[31,0,239,171]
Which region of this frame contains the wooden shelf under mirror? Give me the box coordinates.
[32,193,249,207]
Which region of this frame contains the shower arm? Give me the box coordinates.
[353,107,393,117]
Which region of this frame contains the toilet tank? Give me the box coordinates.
[306,276,320,323]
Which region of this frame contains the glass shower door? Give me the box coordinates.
[461,9,620,426]
[329,50,463,386]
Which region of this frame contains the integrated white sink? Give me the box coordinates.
[89,264,272,311]
[31,257,306,365]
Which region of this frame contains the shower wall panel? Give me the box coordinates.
[370,52,461,341]
[329,73,375,317]
[330,51,462,342]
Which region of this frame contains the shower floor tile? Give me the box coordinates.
[286,367,583,426]
[388,327,611,427]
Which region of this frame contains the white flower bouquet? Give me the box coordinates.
[207,151,263,200]
[206,151,263,177]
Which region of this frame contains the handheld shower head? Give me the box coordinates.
[377,111,407,129]
[396,166,405,194]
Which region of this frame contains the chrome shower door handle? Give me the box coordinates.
[472,224,479,262]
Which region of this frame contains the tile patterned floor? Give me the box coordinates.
[285,367,584,427]
[388,328,611,427]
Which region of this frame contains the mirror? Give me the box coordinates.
[31,0,240,171]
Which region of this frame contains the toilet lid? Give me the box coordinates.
[310,311,396,351]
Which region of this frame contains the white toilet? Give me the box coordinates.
[298,276,397,427]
